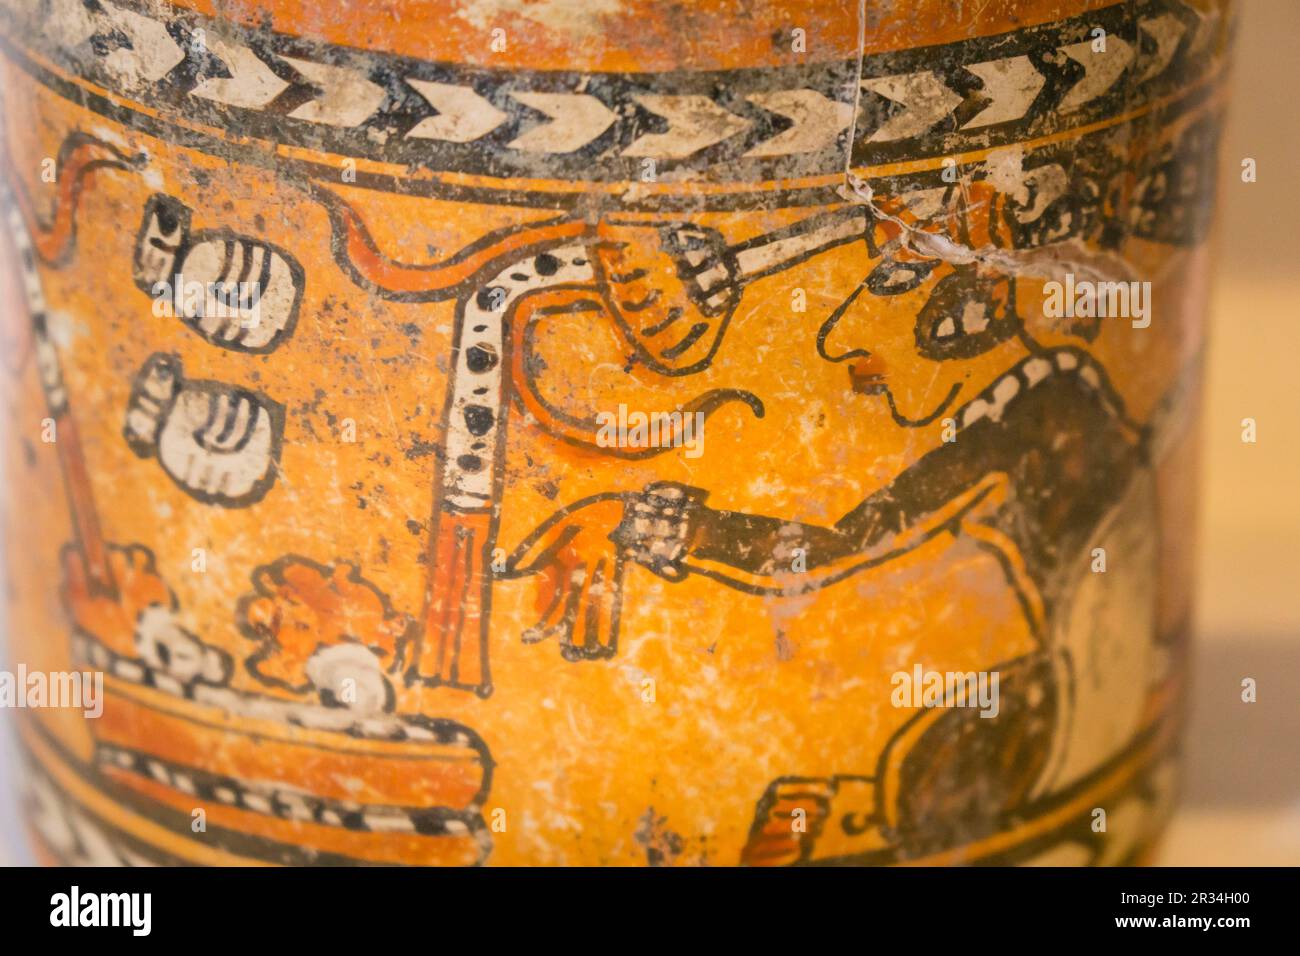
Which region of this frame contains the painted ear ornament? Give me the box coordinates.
[133,194,304,353]
[124,352,284,508]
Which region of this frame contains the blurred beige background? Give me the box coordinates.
[1154,0,1300,866]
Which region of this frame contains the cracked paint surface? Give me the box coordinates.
[0,0,1230,865]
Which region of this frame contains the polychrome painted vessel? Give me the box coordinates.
[0,0,1230,865]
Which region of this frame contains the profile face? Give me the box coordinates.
[810,166,1107,443]
[816,255,1031,434]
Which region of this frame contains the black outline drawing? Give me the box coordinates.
[237,552,417,709]
[123,351,286,508]
[0,0,1226,206]
[132,193,305,354]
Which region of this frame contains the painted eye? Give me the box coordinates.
[866,256,937,296]
[914,268,1019,360]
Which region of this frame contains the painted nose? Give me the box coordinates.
[815,284,889,394]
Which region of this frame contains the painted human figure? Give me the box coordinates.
[509,295,1166,858]
[500,129,1218,856]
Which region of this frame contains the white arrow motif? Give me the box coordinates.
[743,90,853,157]
[961,56,1046,129]
[281,57,385,127]
[1057,37,1135,111]
[190,37,290,109]
[861,71,963,142]
[1137,14,1187,83]
[507,92,617,153]
[623,95,751,159]
[1185,6,1221,58]
[98,3,185,90]
[405,80,508,142]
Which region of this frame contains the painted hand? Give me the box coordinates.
[590,219,740,375]
[509,483,707,661]
[508,494,629,661]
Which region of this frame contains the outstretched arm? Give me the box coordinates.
[636,360,1146,595]
[504,351,1145,654]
